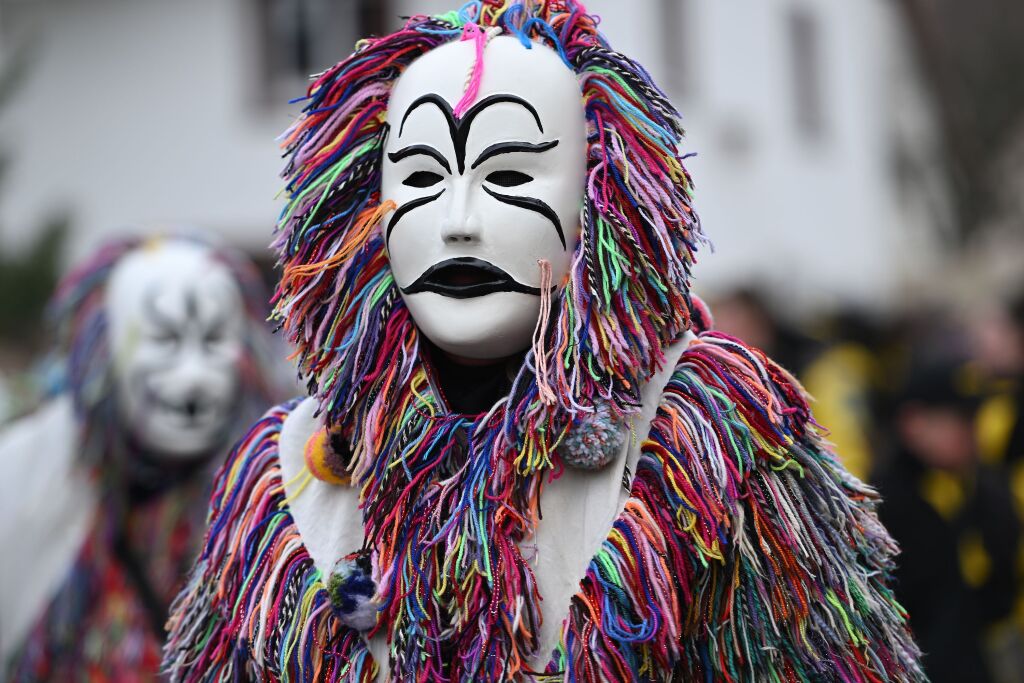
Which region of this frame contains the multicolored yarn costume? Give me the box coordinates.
[165,2,925,681]
[4,236,276,680]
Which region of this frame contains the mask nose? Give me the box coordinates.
[440,182,481,245]
[158,344,231,407]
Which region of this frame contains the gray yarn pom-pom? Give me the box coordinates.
[560,400,626,470]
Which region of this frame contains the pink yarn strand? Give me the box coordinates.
[453,22,488,118]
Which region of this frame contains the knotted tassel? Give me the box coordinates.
[532,258,556,405]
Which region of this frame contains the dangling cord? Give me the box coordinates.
[282,467,314,505]
[532,259,555,405]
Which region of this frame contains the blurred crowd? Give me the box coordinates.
[712,285,1024,683]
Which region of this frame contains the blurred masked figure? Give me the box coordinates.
[0,236,278,681]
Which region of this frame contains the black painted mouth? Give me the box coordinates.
[401,257,541,299]
[152,391,214,425]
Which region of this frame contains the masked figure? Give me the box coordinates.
[0,237,277,681]
[165,4,924,681]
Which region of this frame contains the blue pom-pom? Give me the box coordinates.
[326,552,379,632]
[560,400,626,470]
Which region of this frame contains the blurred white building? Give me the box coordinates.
[0,0,951,313]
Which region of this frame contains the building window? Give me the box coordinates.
[787,6,825,141]
[659,0,692,99]
[254,0,388,105]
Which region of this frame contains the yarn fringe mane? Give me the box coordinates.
[164,401,378,682]
[271,0,701,465]
[267,1,703,678]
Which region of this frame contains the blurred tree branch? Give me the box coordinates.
[0,218,69,341]
[896,0,1024,241]
[0,35,69,349]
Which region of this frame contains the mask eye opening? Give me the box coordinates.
[403,171,444,188]
[152,329,181,345]
[485,170,533,187]
[204,327,226,348]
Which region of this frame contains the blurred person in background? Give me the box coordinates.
[970,287,1024,681]
[973,288,1024,472]
[874,355,1021,683]
[0,235,282,681]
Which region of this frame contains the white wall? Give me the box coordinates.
[0,0,948,313]
[0,0,286,258]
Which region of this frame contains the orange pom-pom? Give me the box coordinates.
[304,428,351,485]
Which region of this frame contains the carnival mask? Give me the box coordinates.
[382,36,587,360]
[106,242,245,459]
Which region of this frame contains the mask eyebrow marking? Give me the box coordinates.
[470,139,559,170]
[200,291,230,337]
[458,93,543,135]
[185,290,199,322]
[481,185,566,249]
[387,145,452,173]
[145,285,222,339]
[144,287,182,334]
[396,93,544,174]
[386,189,446,246]
[398,94,457,139]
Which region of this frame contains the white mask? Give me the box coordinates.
[106,242,246,459]
[382,36,587,360]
